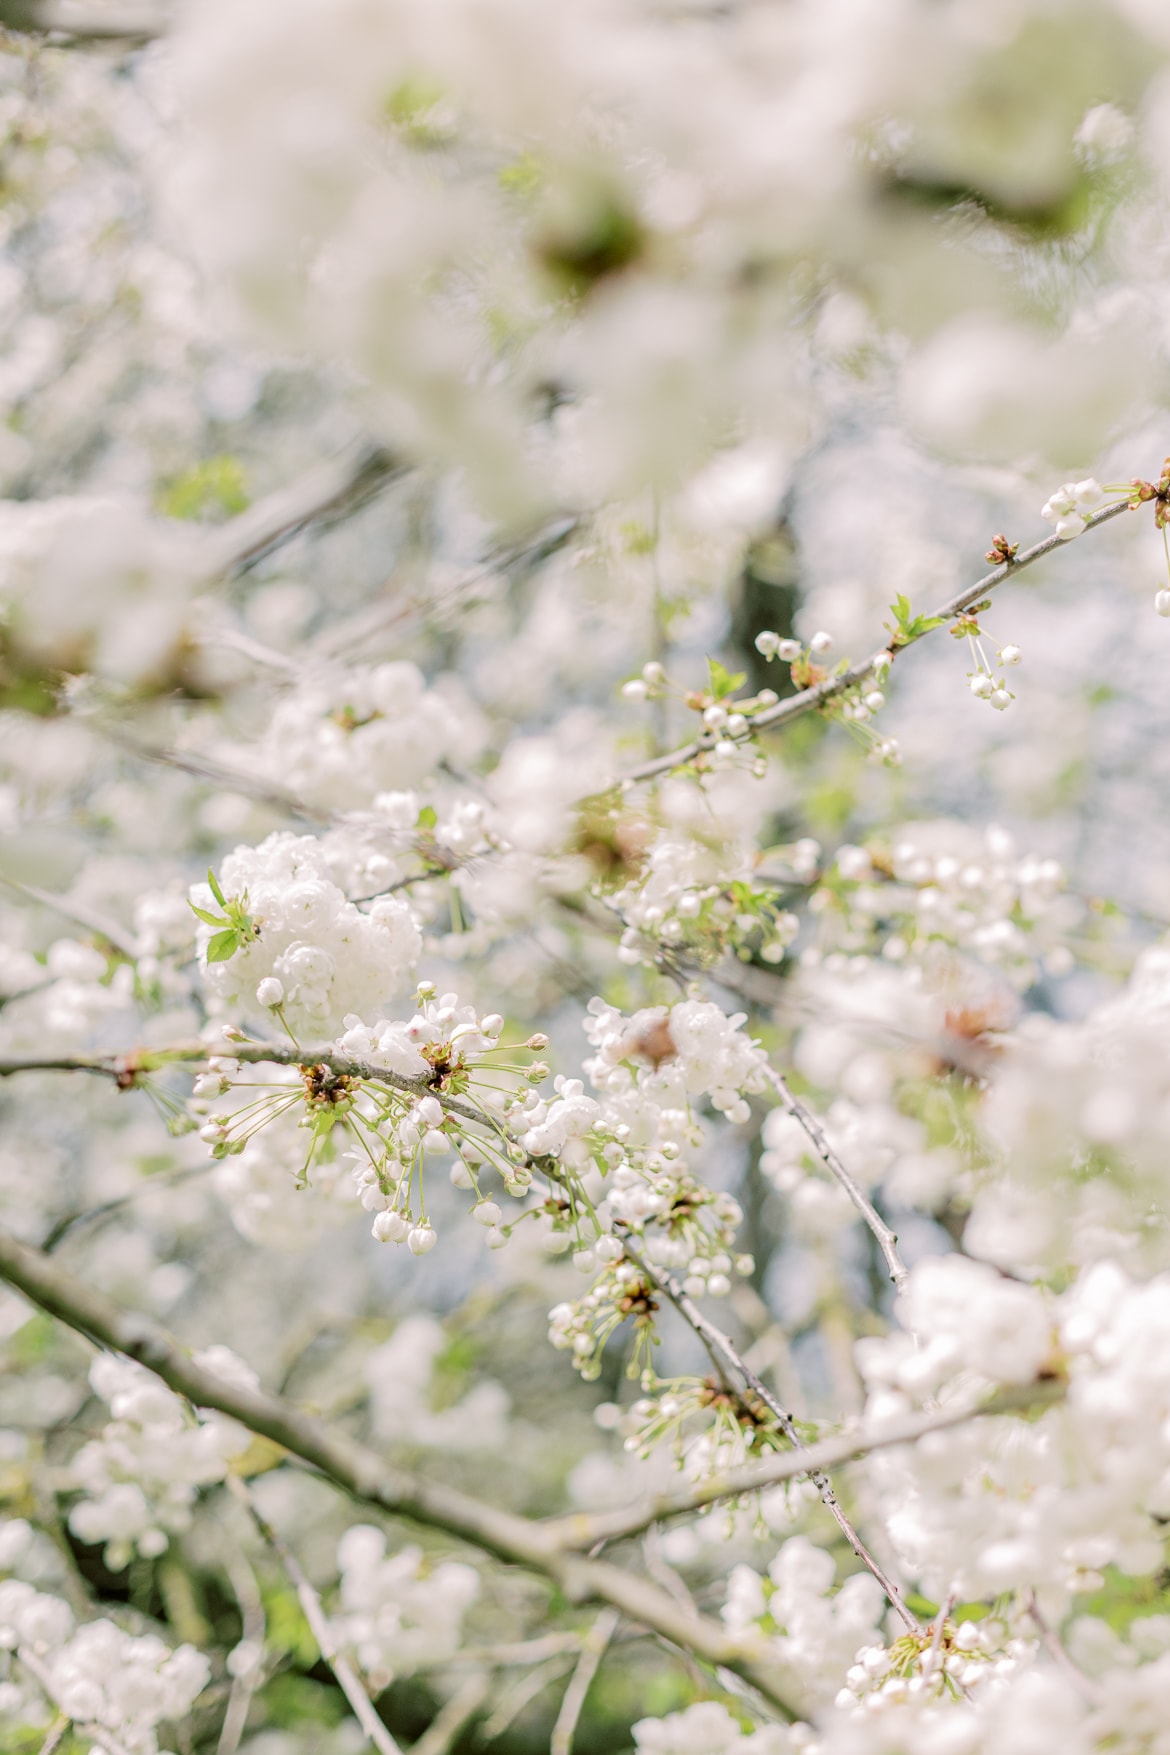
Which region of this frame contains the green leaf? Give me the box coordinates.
[157,455,249,523]
[416,804,438,829]
[884,594,946,648]
[188,901,226,928]
[205,929,241,963]
[207,868,227,908]
[708,657,746,700]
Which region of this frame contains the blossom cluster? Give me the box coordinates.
[67,1353,254,1570]
[191,831,421,1037]
[330,1524,479,1693]
[0,1564,209,1755]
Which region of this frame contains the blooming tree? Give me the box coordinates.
[4,1,1170,1752]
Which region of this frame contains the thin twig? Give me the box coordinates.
[764,1066,908,1291]
[36,1717,70,1755]
[642,1528,697,1612]
[629,1249,920,1631]
[478,1657,574,1744]
[0,1,164,37]
[204,445,403,577]
[216,1544,266,1755]
[225,1475,402,1755]
[0,873,138,958]
[621,499,1133,785]
[411,1672,490,1755]
[97,729,332,826]
[549,1608,619,1755]
[1024,1591,1104,1704]
[543,1381,1066,1550]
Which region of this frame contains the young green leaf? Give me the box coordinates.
[188,902,226,927]
[206,929,241,963]
[708,657,746,700]
[884,595,946,649]
[207,868,228,908]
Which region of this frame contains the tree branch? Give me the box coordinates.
[631,1252,921,1632]
[549,1608,619,1755]
[622,499,1133,784]
[763,1067,908,1291]
[225,1475,402,1755]
[204,444,403,578]
[546,1381,1065,1549]
[410,1673,490,1755]
[0,1,163,38]
[0,1221,800,1720]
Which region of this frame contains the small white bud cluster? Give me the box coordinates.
[1041,477,1103,541]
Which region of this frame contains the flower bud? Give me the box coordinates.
[473,1200,502,1226]
[372,1210,410,1243]
[256,977,284,1008]
[1156,590,1170,618]
[407,1223,438,1255]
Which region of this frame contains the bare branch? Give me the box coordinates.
[205,445,404,578]
[1025,1590,1103,1704]
[35,1717,70,1755]
[226,1476,402,1755]
[622,499,1133,785]
[216,1544,265,1755]
[0,1222,800,1719]
[630,1251,921,1632]
[98,729,332,826]
[411,1672,491,1755]
[0,873,138,959]
[550,1608,619,1755]
[0,1,164,38]
[763,1066,908,1291]
[547,1382,1066,1549]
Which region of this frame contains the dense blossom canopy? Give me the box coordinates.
[3,1,1170,1752]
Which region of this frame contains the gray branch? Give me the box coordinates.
[622,498,1133,785]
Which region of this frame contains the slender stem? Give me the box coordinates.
[36,1718,70,1755]
[622,499,1133,785]
[1025,1591,1103,1704]
[410,1673,491,1755]
[764,1066,909,1291]
[216,1544,266,1755]
[632,1252,921,1632]
[550,1608,620,1755]
[225,1477,402,1755]
[205,444,403,577]
[0,1,162,38]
